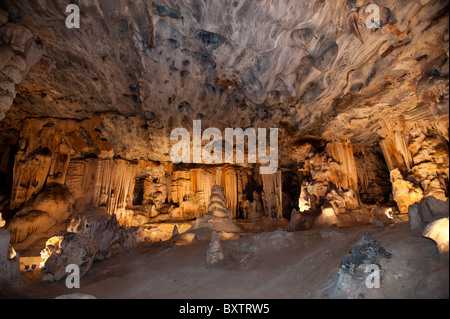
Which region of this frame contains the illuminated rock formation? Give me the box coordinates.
[170,165,255,220]
[188,185,242,239]
[65,158,138,216]
[0,0,447,229]
[8,183,74,243]
[291,140,379,229]
[40,232,99,281]
[423,217,449,255]
[67,208,143,260]
[390,168,424,216]
[379,118,449,217]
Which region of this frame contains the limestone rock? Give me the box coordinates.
[0,21,41,119]
[390,168,423,215]
[287,208,321,232]
[294,141,368,224]
[426,197,449,220]
[8,183,74,243]
[40,232,99,281]
[287,209,301,232]
[0,228,23,290]
[314,207,339,228]
[332,236,392,299]
[249,192,264,220]
[408,196,449,231]
[422,218,449,255]
[67,208,143,260]
[30,183,74,220]
[170,166,254,220]
[380,120,449,205]
[261,171,283,219]
[2,0,447,155]
[65,158,139,216]
[41,273,55,283]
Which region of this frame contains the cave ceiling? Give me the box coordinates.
[0,0,448,165]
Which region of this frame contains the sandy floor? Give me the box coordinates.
[6,220,449,299]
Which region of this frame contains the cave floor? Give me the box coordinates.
[7,221,449,299]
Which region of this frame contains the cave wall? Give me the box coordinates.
[296,141,362,213]
[378,116,449,214]
[290,138,396,229]
[4,114,271,243]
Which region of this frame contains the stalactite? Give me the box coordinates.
[261,170,282,219]
[379,117,449,203]
[380,138,407,173]
[65,158,138,216]
[379,118,415,174]
[325,141,359,196]
[222,167,239,219]
[168,165,254,220]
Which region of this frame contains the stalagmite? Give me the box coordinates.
[423,218,449,255]
[206,231,224,264]
[379,118,449,208]
[0,226,23,290]
[188,185,242,239]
